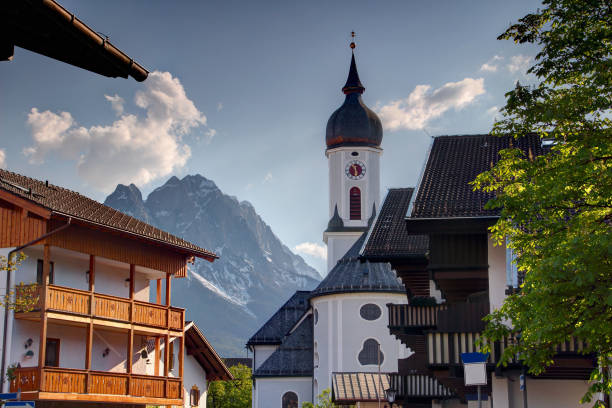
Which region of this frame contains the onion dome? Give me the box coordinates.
[326,49,383,150]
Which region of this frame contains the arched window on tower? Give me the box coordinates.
[350,187,361,220]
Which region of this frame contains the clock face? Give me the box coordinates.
[345,160,366,180]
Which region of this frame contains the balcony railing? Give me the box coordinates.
[389,373,454,399]
[10,367,182,400]
[388,304,448,331]
[28,284,184,331]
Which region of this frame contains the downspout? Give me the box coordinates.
[1,218,72,391]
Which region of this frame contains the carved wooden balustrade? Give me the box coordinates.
[33,284,185,331]
[10,367,182,399]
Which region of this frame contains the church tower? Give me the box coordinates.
[323,40,383,272]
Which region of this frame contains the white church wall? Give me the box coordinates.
[312,292,409,391]
[324,233,361,272]
[253,377,312,408]
[253,344,278,370]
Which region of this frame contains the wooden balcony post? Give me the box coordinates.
[165,273,171,330]
[129,264,135,300]
[164,334,170,385]
[155,336,160,376]
[85,322,93,393]
[38,243,50,389]
[127,327,134,395]
[178,333,184,398]
[88,255,95,314]
[156,279,162,304]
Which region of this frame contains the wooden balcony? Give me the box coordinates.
[389,372,454,400]
[10,366,182,405]
[18,284,184,333]
[388,304,448,334]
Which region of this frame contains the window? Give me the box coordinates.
[360,304,381,321]
[282,391,298,408]
[314,308,318,325]
[45,338,60,367]
[358,338,384,366]
[190,385,200,406]
[36,259,54,285]
[350,187,361,220]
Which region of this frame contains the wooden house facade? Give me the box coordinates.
[0,169,219,407]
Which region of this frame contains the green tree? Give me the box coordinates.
[472,0,611,406]
[0,253,39,312]
[207,363,252,408]
[301,388,341,408]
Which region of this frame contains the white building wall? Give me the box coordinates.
[324,233,362,272]
[253,377,312,408]
[183,354,208,408]
[312,292,410,392]
[253,345,278,370]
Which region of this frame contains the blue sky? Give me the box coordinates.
[0,0,540,275]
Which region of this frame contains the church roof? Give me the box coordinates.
[252,314,313,377]
[409,134,547,219]
[246,291,311,346]
[326,50,383,150]
[360,188,428,260]
[310,233,405,298]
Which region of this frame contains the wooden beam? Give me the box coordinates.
[89,255,95,292]
[156,279,162,304]
[164,334,170,378]
[38,243,50,385]
[155,337,160,376]
[0,190,52,219]
[165,274,171,306]
[178,332,184,382]
[85,323,93,370]
[127,328,133,396]
[129,264,135,300]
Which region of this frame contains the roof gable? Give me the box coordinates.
[0,169,216,261]
[410,134,546,219]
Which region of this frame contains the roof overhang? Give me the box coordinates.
[405,216,498,235]
[1,0,148,81]
[185,322,233,381]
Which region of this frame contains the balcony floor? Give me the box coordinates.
[20,391,182,406]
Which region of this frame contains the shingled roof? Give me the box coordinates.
[409,134,546,219]
[0,169,217,260]
[360,188,428,260]
[252,314,313,377]
[311,233,405,298]
[247,291,311,346]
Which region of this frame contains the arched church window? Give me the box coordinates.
[282,391,299,408]
[350,187,361,220]
[358,338,384,366]
[360,303,381,321]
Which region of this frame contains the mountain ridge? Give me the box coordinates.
[104,174,320,356]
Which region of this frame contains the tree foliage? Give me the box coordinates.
[472,0,611,405]
[0,253,39,312]
[207,363,252,408]
[301,388,341,408]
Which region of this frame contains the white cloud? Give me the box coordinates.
[104,94,125,116]
[263,172,273,183]
[24,71,212,192]
[217,102,223,112]
[377,78,486,131]
[0,149,5,168]
[480,55,503,72]
[508,55,531,73]
[294,242,327,260]
[486,106,500,116]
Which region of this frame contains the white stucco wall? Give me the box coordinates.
[312,292,410,392]
[324,232,362,272]
[493,374,590,408]
[253,377,312,408]
[183,353,207,408]
[487,235,507,313]
[253,345,278,370]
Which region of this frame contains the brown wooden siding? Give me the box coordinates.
[47,223,187,276]
[0,199,47,247]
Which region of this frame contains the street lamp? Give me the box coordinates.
[385,387,396,407]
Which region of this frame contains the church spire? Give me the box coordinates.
[342,32,365,94]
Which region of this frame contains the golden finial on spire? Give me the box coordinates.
[350,31,356,49]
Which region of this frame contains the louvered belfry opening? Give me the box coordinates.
[350,187,361,220]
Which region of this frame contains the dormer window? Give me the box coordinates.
[350,187,361,220]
